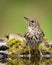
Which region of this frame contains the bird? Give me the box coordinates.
[24,17,45,57]
[24,17,44,47]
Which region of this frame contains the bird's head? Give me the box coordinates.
[24,17,40,28]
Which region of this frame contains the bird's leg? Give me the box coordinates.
[40,51,43,57]
[39,50,43,60]
[28,44,31,65]
[28,44,31,59]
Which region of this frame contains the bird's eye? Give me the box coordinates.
[31,21,34,23]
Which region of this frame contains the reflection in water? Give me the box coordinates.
[0,55,52,65]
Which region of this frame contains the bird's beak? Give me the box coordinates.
[24,17,30,22]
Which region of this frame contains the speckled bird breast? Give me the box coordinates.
[24,27,43,47]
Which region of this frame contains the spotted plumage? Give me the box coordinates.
[24,17,44,47]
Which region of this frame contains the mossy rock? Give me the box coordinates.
[7,38,28,55]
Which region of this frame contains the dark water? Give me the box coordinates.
[0,54,52,65]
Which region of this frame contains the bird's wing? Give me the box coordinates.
[40,29,45,37]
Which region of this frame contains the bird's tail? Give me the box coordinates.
[42,37,49,44]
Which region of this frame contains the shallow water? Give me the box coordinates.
[0,54,52,65]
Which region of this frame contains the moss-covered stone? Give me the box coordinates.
[7,38,29,55]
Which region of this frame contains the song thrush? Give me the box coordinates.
[24,17,45,47]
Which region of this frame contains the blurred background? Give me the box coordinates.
[0,0,52,41]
